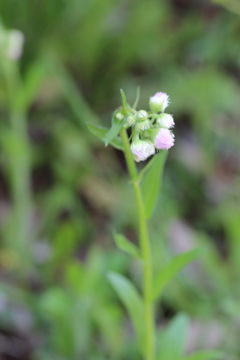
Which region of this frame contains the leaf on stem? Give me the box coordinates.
[120,89,128,111]
[157,313,189,360]
[104,110,125,147]
[132,87,140,110]
[107,272,144,346]
[152,248,205,301]
[86,123,123,150]
[112,231,141,259]
[141,150,167,219]
[185,351,224,360]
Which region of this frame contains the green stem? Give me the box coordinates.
[120,129,155,360]
[4,61,33,272]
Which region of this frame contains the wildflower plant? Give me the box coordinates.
[87,89,222,360]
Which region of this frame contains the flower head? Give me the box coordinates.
[149,92,170,113]
[156,114,174,129]
[130,140,155,162]
[154,128,174,150]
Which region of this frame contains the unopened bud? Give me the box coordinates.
[130,140,155,162]
[116,112,124,121]
[156,114,174,129]
[6,30,24,60]
[135,119,151,132]
[149,92,170,113]
[154,128,174,150]
[137,110,148,121]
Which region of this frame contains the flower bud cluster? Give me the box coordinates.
[127,92,175,162]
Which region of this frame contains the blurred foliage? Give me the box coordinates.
[0,0,240,359]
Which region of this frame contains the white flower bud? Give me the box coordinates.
[6,30,24,60]
[130,140,155,162]
[137,110,148,121]
[135,119,151,132]
[156,114,174,129]
[149,92,170,113]
[116,112,124,120]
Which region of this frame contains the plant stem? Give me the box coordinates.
[120,129,155,360]
[4,61,33,272]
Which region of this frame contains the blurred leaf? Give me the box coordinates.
[157,314,189,360]
[112,231,141,259]
[107,272,144,347]
[186,351,224,360]
[152,248,205,301]
[86,123,123,150]
[104,110,125,147]
[15,58,48,111]
[49,56,100,126]
[141,150,167,219]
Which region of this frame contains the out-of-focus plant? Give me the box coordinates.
[88,90,223,360]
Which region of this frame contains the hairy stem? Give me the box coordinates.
[120,129,155,360]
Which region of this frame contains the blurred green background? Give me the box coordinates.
[0,0,240,359]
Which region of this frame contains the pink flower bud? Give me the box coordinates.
[130,140,155,162]
[149,92,170,113]
[154,128,174,150]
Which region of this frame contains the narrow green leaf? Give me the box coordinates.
[120,89,128,111]
[152,248,205,301]
[132,87,140,110]
[141,150,167,219]
[104,111,125,147]
[107,272,144,346]
[138,153,158,183]
[157,314,189,360]
[186,351,223,360]
[86,123,123,150]
[112,232,141,259]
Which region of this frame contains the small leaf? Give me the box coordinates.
[141,150,167,219]
[107,272,144,347]
[120,89,128,111]
[112,232,141,259]
[132,87,140,110]
[186,351,223,360]
[157,313,189,360]
[152,248,205,301]
[86,123,123,150]
[104,111,125,147]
